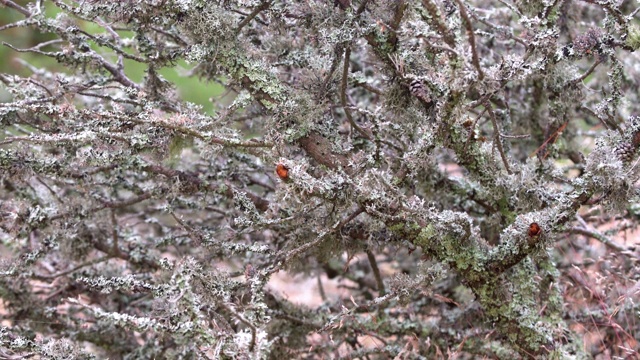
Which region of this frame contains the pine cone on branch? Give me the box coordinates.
[615,141,636,162]
[409,79,431,103]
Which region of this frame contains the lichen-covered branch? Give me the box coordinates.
[1,0,639,358]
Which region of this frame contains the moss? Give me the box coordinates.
[415,224,436,248]
[626,25,640,51]
[497,196,516,224]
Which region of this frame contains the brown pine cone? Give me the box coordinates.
[615,141,636,162]
[410,79,431,103]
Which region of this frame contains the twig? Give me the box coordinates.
[421,0,456,48]
[48,193,153,222]
[579,0,628,31]
[110,210,120,256]
[568,59,602,85]
[31,39,64,50]
[221,303,257,351]
[356,0,371,15]
[356,82,384,96]
[422,41,460,58]
[143,163,270,211]
[0,19,29,32]
[317,274,327,302]
[321,44,344,95]
[529,120,568,159]
[341,47,372,140]
[484,101,512,174]
[463,108,487,152]
[235,1,272,34]
[568,227,632,252]
[571,215,635,253]
[453,0,484,80]
[0,114,272,149]
[138,117,272,148]
[499,133,530,139]
[2,41,52,56]
[318,292,398,333]
[0,0,31,16]
[269,208,365,274]
[93,52,140,90]
[579,104,619,132]
[465,7,528,48]
[35,176,64,204]
[366,250,385,295]
[386,1,407,50]
[37,256,111,280]
[74,28,147,63]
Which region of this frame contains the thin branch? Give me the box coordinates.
[37,256,111,280]
[318,292,398,333]
[269,208,365,275]
[110,210,120,256]
[568,59,602,85]
[470,13,528,47]
[2,41,52,56]
[0,0,31,16]
[579,104,619,132]
[421,40,461,58]
[0,19,30,32]
[321,45,344,96]
[35,176,64,204]
[571,215,635,253]
[568,227,632,252]
[453,0,484,80]
[47,193,153,222]
[366,250,385,295]
[463,108,487,152]
[317,274,327,302]
[356,0,371,15]
[421,0,456,48]
[150,25,189,46]
[137,117,273,148]
[3,41,141,91]
[529,120,568,159]
[31,39,64,50]
[579,0,628,31]
[341,47,372,140]
[75,28,147,63]
[484,102,512,174]
[235,1,272,34]
[92,52,140,90]
[354,81,383,96]
[221,303,258,351]
[143,163,270,211]
[248,177,276,192]
[500,133,530,139]
[386,0,407,50]
[0,115,272,149]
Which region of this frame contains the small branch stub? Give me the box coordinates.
[276,163,289,180]
[528,222,542,237]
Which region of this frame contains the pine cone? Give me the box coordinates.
[615,141,636,162]
[410,79,431,103]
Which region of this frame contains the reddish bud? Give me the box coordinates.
[528,222,542,237]
[276,164,289,180]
